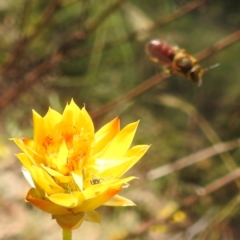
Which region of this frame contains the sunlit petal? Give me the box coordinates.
[56,140,68,173]
[31,166,65,195]
[47,191,85,208]
[84,210,101,223]
[26,188,70,215]
[72,185,123,213]
[102,121,139,160]
[72,170,84,191]
[99,145,150,178]
[104,194,136,206]
[94,117,120,154]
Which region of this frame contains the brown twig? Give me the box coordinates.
[1,0,62,74]
[70,0,213,58]
[0,0,130,109]
[118,30,240,238]
[147,138,240,180]
[196,29,240,61]
[196,168,240,196]
[0,3,239,112]
[0,53,64,109]
[150,0,212,29]
[90,72,170,118]
[0,31,86,109]
[84,0,128,34]
[146,95,240,183]
[150,94,240,191]
[121,167,240,240]
[18,0,31,33]
[90,29,240,119]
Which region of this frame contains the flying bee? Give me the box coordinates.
[146,39,204,86]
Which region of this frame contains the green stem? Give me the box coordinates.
[62,229,72,240]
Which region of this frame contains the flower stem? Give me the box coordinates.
[62,229,72,240]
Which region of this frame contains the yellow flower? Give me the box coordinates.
[13,100,149,230]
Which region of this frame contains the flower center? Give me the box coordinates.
[42,125,94,174]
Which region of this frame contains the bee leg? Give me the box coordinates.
[164,66,172,75]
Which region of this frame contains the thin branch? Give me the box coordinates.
[18,0,31,33]
[192,195,240,239]
[1,0,62,74]
[0,4,239,111]
[0,53,64,109]
[196,29,240,61]
[121,167,240,240]
[147,138,240,180]
[151,0,212,29]
[84,0,128,34]
[70,0,213,58]
[90,72,170,118]
[196,168,240,197]
[146,94,240,184]
[90,29,240,118]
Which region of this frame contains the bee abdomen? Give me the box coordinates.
[146,40,176,64]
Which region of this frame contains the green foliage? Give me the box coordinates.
[1,0,240,239]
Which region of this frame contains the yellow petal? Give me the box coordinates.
[32,110,46,144]
[26,188,70,215]
[65,100,94,136]
[116,145,149,177]
[64,99,81,126]
[47,191,85,208]
[20,138,35,149]
[31,166,64,195]
[56,140,69,173]
[100,145,150,178]
[40,164,73,183]
[16,153,33,170]
[34,108,61,147]
[43,107,62,130]
[41,164,65,177]
[54,212,85,230]
[84,210,101,223]
[104,194,136,206]
[12,138,33,157]
[83,177,135,199]
[72,185,123,213]
[79,185,97,200]
[94,117,120,154]
[102,121,139,160]
[72,170,84,191]
[78,107,94,135]
[13,138,45,165]
[68,99,81,113]
[61,107,74,128]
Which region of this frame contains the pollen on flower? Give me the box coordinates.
[65,136,92,172]
[43,134,62,156]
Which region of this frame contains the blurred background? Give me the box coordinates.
[0,0,240,239]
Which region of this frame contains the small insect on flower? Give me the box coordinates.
[146,39,204,86]
[89,176,104,185]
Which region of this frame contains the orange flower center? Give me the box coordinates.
[42,124,94,174]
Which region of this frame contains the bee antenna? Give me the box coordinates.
[204,63,220,72]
